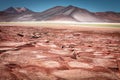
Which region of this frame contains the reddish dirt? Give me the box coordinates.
[0,26,120,80]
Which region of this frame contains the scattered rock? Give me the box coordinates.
[5,63,21,69]
[45,40,50,43]
[17,33,24,37]
[32,32,41,38]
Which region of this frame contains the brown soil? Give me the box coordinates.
[0,25,120,80]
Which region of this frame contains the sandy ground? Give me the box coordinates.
[0,23,120,80]
[0,22,120,31]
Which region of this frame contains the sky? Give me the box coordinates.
[0,0,120,12]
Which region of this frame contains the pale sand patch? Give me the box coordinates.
[49,49,69,55]
[52,69,117,80]
[85,48,95,52]
[49,44,57,48]
[31,51,38,54]
[0,48,15,50]
[103,55,115,59]
[35,43,45,47]
[68,61,93,68]
[52,70,93,79]
[4,51,21,55]
[36,43,57,48]
[0,42,27,47]
[93,53,103,56]
[93,52,103,56]
[42,61,60,68]
[19,69,28,74]
[1,22,120,32]
[93,58,116,67]
[36,55,47,59]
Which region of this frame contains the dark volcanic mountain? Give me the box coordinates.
[0,5,120,22]
[4,7,32,14]
[95,11,120,22]
[0,7,34,21]
[44,5,104,22]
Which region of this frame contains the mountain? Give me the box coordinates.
[95,11,120,22]
[0,7,35,21]
[32,5,104,22]
[4,7,33,14]
[45,5,104,22]
[0,5,120,22]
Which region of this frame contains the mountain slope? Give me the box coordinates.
[32,5,105,22]
[47,5,104,22]
[95,11,120,22]
[0,5,120,22]
[4,7,33,14]
[0,7,35,21]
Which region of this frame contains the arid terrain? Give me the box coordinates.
[0,23,120,80]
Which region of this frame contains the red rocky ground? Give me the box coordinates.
[0,26,120,80]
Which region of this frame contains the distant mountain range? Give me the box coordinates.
[0,5,120,22]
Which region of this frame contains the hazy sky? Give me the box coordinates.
[0,0,120,12]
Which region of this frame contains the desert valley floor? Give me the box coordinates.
[0,23,120,80]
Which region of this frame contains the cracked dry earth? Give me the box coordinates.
[0,26,120,80]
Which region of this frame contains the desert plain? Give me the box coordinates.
[0,22,120,80]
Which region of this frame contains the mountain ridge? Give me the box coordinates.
[4,7,33,14]
[0,5,120,22]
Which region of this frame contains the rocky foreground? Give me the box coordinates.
[0,26,120,80]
